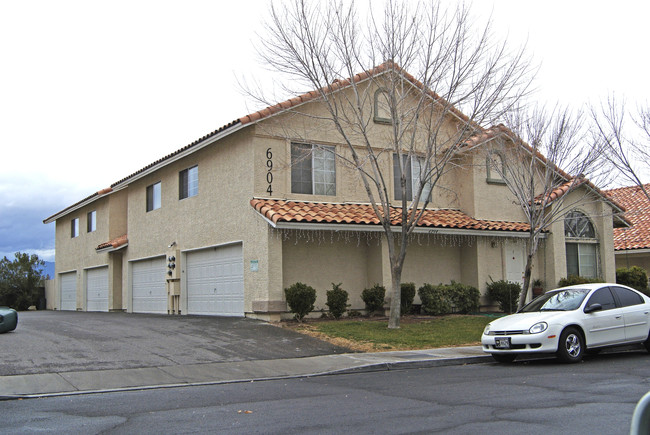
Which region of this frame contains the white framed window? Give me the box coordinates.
[393,154,432,202]
[565,211,599,278]
[291,143,336,195]
[179,166,198,199]
[71,218,79,238]
[373,88,392,124]
[146,182,161,212]
[486,152,506,185]
[87,210,96,233]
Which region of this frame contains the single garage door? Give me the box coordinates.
[86,266,109,312]
[132,257,167,314]
[60,271,77,311]
[186,243,244,316]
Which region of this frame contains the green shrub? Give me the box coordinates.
[616,266,649,294]
[558,275,603,287]
[418,283,451,315]
[400,282,416,315]
[446,281,480,314]
[486,280,520,314]
[361,284,386,315]
[284,282,316,321]
[326,282,349,319]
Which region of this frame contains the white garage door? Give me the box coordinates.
[132,257,167,314]
[60,272,77,311]
[86,267,109,312]
[186,244,244,316]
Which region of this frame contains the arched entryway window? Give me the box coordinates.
[564,211,599,278]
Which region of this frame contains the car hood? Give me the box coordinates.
[488,311,570,331]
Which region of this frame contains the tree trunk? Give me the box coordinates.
[517,242,535,311]
[387,264,402,329]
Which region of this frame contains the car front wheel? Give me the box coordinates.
[491,353,517,363]
[556,327,584,363]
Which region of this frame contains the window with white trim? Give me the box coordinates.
[565,211,599,278]
[87,210,96,233]
[71,218,79,238]
[179,166,198,200]
[291,143,336,195]
[486,152,506,185]
[146,182,161,212]
[393,154,432,202]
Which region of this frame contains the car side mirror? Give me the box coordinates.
[584,303,603,314]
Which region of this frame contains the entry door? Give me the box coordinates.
[505,241,525,286]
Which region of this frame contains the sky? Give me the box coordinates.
[1,0,648,263]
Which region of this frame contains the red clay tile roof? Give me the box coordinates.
[96,234,128,251]
[43,187,114,224]
[606,185,650,250]
[251,199,531,233]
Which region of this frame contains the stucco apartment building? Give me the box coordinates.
[44,65,624,320]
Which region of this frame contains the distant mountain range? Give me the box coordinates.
[42,261,55,280]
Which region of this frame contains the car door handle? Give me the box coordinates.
[615,316,622,319]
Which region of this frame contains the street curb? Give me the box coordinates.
[0,355,492,401]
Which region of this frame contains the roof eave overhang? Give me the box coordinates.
[43,190,113,224]
[95,242,129,254]
[264,219,542,239]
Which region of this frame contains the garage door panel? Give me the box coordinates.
[187,244,244,316]
[86,267,109,312]
[60,272,77,311]
[132,257,167,314]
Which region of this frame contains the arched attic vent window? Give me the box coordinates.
[486,151,506,185]
[373,89,392,125]
[564,211,599,278]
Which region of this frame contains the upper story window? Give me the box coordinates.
[393,154,432,202]
[564,210,598,278]
[179,166,198,200]
[374,89,392,125]
[71,218,79,238]
[486,152,506,185]
[291,143,336,196]
[87,210,96,232]
[146,182,161,212]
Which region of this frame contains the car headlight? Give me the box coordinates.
[529,322,548,334]
[483,324,491,335]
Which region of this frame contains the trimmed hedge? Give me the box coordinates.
[361,284,386,315]
[558,275,603,287]
[616,266,649,294]
[326,282,349,319]
[486,280,520,314]
[284,282,316,321]
[418,281,479,315]
[400,282,416,315]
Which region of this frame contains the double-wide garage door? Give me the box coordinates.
[186,244,244,317]
[86,267,109,312]
[132,257,167,314]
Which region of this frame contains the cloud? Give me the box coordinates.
[0,174,91,262]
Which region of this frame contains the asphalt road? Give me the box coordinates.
[4,350,650,434]
[1,311,348,376]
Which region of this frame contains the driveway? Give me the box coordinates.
[1,311,349,376]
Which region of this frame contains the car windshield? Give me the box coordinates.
[520,288,591,312]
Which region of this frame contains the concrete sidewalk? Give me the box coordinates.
[0,346,490,399]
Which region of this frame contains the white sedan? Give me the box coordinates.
[482,283,650,363]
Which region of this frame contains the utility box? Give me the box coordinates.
[166,249,180,280]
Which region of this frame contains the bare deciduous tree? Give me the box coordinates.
[251,0,534,328]
[487,105,603,309]
[591,95,650,200]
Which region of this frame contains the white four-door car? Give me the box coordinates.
[482,283,650,363]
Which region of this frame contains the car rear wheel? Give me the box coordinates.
[644,332,650,353]
[491,353,517,363]
[556,327,583,363]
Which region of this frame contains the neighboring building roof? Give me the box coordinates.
[96,234,129,253]
[606,185,650,251]
[250,198,531,233]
